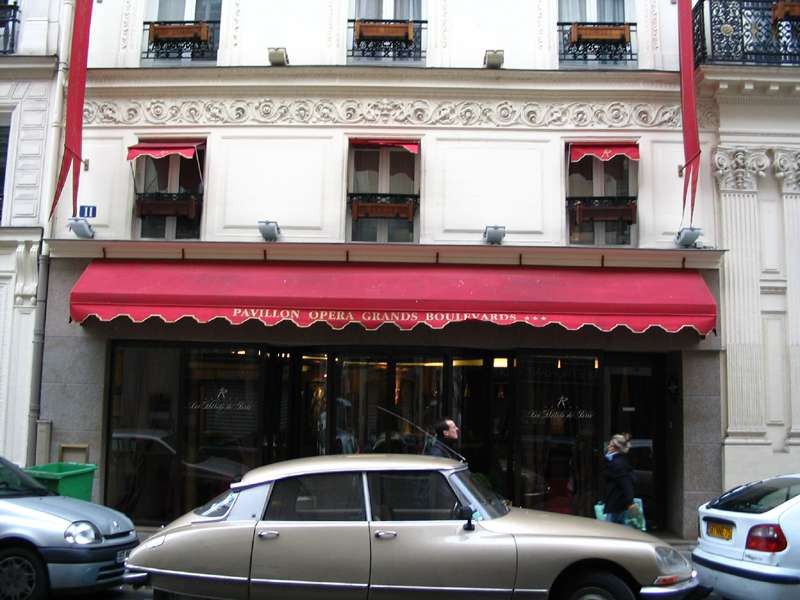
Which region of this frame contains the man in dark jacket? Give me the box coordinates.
[603,434,638,525]
[427,417,460,459]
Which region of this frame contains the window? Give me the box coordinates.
[0,124,9,222]
[264,473,365,521]
[709,478,800,514]
[347,141,419,243]
[559,0,626,22]
[143,0,222,61]
[566,143,638,246]
[350,0,426,62]
[129,141,205,240]
[367,471,461,521]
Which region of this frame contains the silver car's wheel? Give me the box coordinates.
[0,547,47,600]
[563,571,636,600]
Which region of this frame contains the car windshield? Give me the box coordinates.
[193,489,238,518]
[708,477,800,513]
[0,457,51,498]
[451,469,509,520]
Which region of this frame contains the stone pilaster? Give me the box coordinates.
[774,149,800,442]
[714,147,770,438]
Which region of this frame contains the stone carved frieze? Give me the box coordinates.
[773,149,800,194]
[713,147,770,193]
[120,0,134,50]
[85,98,707,129]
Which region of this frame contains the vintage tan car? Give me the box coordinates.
[124,454,702,600]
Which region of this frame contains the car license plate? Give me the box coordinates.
[116,549,130,564]
[707,522,733,540]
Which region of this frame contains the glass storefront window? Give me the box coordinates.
[183,347,261,510]
[300,354,329,456]
[107,345,182,525]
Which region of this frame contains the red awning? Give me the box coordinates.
[570,142,639,163]
[70,261,717,334]
[127,141,206,161]
[350,138,419,154]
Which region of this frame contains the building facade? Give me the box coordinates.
[0,0,62,466]
[33,0,770,540]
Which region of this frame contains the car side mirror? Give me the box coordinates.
[456,505,475,531]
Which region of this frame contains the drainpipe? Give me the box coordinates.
[26,0,75,466]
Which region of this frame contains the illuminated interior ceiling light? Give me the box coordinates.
[493,358,508,368]
[594,358,600,369]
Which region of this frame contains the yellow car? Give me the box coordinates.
[124,454,700,600]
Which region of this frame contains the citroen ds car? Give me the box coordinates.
[126,454,700,600]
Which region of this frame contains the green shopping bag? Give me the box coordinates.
[625,498,647,531]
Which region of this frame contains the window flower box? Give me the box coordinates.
[135,194,200,219]
[569,23,630,44]
[772,1,800,24]
[149,22,209,44]
[351,198,415,221]
[354,20,414,43]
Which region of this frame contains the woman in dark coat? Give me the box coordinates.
[602,434,637,525]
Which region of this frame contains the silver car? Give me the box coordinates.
[0,456,138,599]
[693,473,800,600]
[127,454,701,600]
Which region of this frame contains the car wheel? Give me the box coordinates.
[562,570,636,600]
[0,546,48,600]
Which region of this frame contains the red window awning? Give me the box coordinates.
[570,142,639,163]
[70,261,716,335]
[350,138,419,154]
[127,141,206,161]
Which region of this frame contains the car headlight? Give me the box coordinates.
[64,521,101,545]
[654,546,691,575]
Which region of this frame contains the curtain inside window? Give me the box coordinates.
[355,0,382,19]
[394,0,421,20]
[194,0,222,21]
[157,0,186,21]
[559,0,586,21]
[598,0,625,22]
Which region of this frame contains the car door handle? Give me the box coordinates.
[258,530,280,540]
[374,530,397,539]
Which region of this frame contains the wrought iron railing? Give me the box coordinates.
[347,193,420,220]
[558,22,638,64]
[566,196,638,224]
[141,20,220,61]
[135,192,202,219]
[347,19,427,61]
[0,4,20,55]
[693,0,800,66]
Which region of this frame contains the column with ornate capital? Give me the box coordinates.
[774,149,800,442]
[713,147,770,438]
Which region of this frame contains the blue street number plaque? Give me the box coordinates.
[78,205,97,219]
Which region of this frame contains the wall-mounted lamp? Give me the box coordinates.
[675,226,702,248]
[268,47,289,66]
[258,220,281,242]
[484,225,506,245]
[67,217,95,239]
[483,49,504,69]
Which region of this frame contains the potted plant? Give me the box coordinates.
[354,20,414,43]
[569,23,630,44]
[772,1,800,24]
[351,198,415,221]
[149,22,210,44]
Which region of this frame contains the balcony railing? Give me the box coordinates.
[347,193,420,220]
[694,0,800,66]
[141,20,220,61]
[135,192,202,219]
[566,196,638,225]
[347,19,427,62]
[558,22,638,65]
[0,4,20,55]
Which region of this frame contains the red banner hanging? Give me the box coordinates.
[678,0,701,225]
[50,0,93,220]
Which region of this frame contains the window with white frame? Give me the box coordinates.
[143,0,222,61]
[131,143,205,240]
[147,0,222,22]
[559,0,630,22]
[566,143,638,246]
[347,141,419,243]
[355,0,422,20]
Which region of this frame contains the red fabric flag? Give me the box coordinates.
[678,0,701,225]
[50,0,93,220]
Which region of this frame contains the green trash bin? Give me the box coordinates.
[24,462,97,501]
